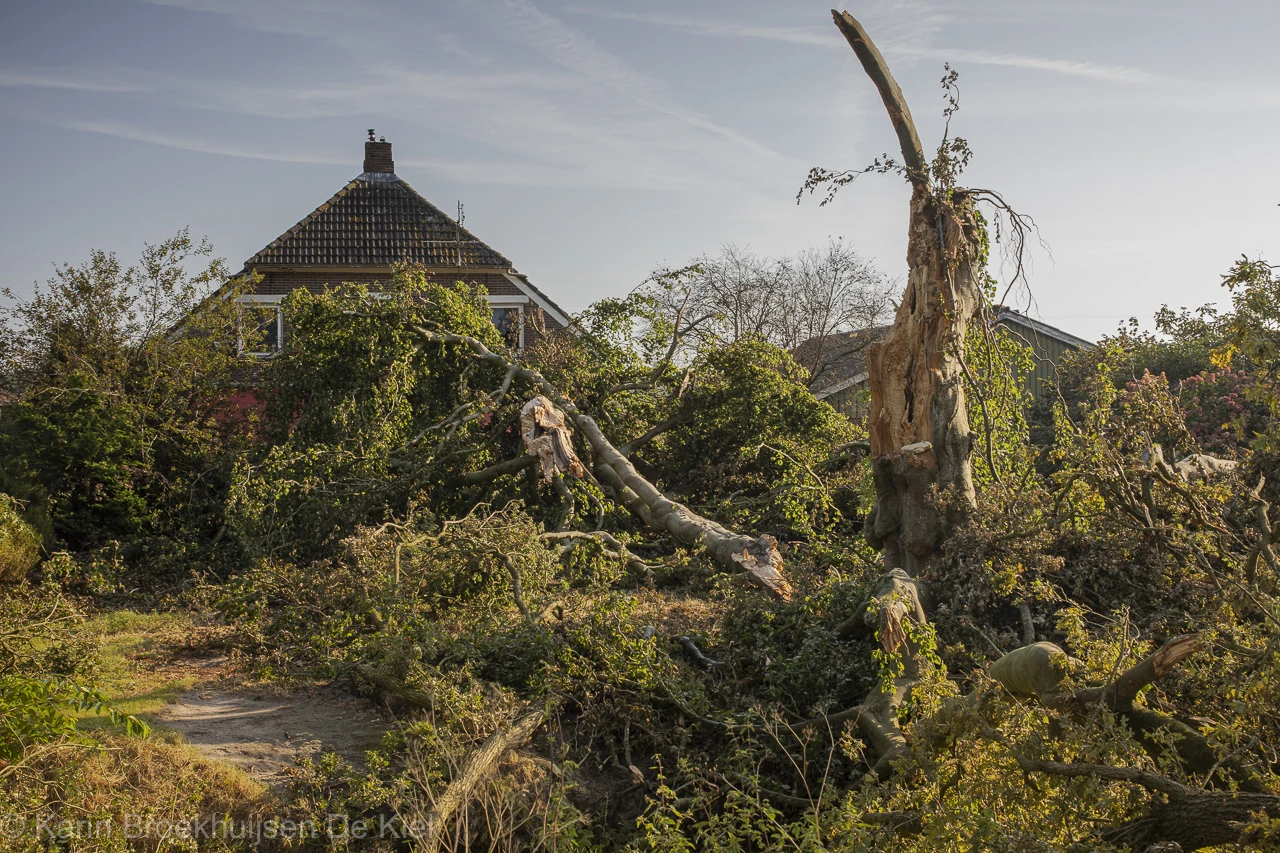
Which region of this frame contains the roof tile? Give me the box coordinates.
[245,175,511,268]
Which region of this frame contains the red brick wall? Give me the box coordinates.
[247,267,565,333]
[250,268,528,298]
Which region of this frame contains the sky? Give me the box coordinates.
[1,0,1278,341]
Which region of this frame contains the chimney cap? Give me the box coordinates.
[367,128,376,141]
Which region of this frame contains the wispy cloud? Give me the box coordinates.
[906,48,1169,84]
[561,6,835,46]
[566,1,947,56]
[140,0,371,40]
[563,3,1164,85]
[113,0,791,188]
[0,69,149,93]
[51,118,693,189]
[56,119,348,164]
[489,0,786,162]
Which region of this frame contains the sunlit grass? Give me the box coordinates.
[76,610,202,729]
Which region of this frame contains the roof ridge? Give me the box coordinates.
[244,174,512,269]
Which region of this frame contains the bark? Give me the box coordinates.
[420,709,546,849]
[539,530,654,579]
[988,636,1266,793]
[587,428,791,599]
[831,11,927,183]
[410,327,791,599]
[1108,791,1280,851]
[851,569,931,776]
[828,9,983,774]
[993,722,1280,851]
[676,635,723,668]
[463,454,536,485]
[861,190,984,576]
[834,10,984,579]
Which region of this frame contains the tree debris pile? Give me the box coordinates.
[1,13,1279,853]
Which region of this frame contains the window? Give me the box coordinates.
[258,309,282,351]
[490,304,524,349]
[236,297,284,356]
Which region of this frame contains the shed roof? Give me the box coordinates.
[992,306,1094,351]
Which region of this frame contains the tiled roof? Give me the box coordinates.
[245,174,512,269]
[793,327,889,395]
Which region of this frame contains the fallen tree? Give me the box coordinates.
[410,326,792,600]
[986,637,1279,849]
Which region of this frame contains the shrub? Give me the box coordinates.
[0,494,41,583]
[1177,368,1267,455]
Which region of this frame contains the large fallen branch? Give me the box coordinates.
[410,326,791,599]
[989,635,1266,794]
[419,708,547,849]
[980,714,1280,851]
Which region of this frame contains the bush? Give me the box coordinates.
[0,494,41,583]
[1177,368,1267,455]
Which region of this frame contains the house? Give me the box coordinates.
[233,131,570,352]
[800,309,1092,417]
[791,327,886,420]
[990,306,1094,401]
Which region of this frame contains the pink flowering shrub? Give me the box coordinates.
[1176,369,1267,455]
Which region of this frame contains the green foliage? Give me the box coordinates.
[651,338,859,538]
[226,271,512,557]
[9,222,1280,851]
[964,324,1035,488]
[0,494,41,583]
[0,230,251,551]
[0,584,147,762]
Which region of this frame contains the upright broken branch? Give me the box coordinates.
[834,10,984,579]
[831,11,928,185]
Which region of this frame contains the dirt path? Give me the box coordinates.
[87,611,392,788]
[155,684,391,787]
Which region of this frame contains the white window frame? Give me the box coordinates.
[486,296,526,350]
[236,294,284,357]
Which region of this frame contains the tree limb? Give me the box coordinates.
[420,709,546,848]
[830,10,928,185]
[410,326,791,599]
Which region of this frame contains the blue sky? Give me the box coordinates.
[2,0,1277,340]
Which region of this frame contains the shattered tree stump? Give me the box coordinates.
[521,395,585,483]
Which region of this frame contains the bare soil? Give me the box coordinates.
[155,683,390,787]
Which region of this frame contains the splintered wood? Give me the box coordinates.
[521,396,585,483]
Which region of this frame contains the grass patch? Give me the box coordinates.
[76,610,209,728]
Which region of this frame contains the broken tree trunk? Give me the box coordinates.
[410,327,791,599]
[830,8,984,773]
[833,10,983,578]
[420,708,546,849]
[521,395,585,483]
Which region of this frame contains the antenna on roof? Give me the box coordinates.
[456,200,465,268]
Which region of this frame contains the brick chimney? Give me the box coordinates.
[363,129,394,174]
